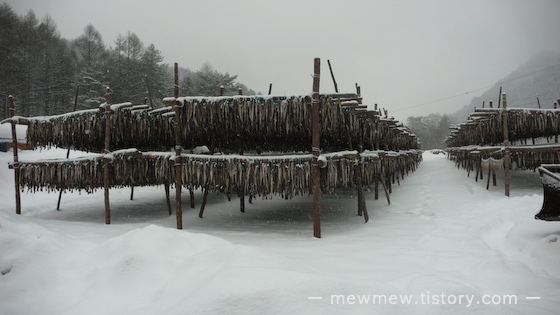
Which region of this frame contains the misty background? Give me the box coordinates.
[1,0,560,149]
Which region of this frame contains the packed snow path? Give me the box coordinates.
[1,150,559,314]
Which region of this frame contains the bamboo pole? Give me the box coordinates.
[103,87,112,224]
[502,93,510,197]
[9,96,21,215]
[327,60,338,93]
[311,58,321,238]
[174,63,183,229]
[57,84,80,210]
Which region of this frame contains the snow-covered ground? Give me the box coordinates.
[1,148,559,314]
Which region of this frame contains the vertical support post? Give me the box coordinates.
[103,87,112,224]
[9,96,21,215]
[240,191,245,213]
[502,93,510,197]
[311,58,321,238]
[555,101,558,143]
[57,84,80,210]
[199,189,209,218]
[355,160,368,222]
[497,87,502,108]
[174,63,183,229]
[164,183,172,215]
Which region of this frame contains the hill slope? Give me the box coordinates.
[452,51,560,122]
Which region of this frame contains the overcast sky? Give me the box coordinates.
[5,0,560,122]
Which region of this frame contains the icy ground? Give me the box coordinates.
[1,149,559,314]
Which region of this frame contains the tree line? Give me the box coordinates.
[406,113,451,150]
[0,3,256,119]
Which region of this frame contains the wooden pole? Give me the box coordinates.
[9,96,21,215]
[502,93,510,197]
[555,101,558,143]
[268,83,272,95]
[497,87,502,108]
[486,163,492,190]
[57,84,80,210]
[356,162,368,222]
[327,60,338,93]
[199,189,209,218]
[240,190,245,213]
[174,63,183,229]
[190,189,195,208]
[311,58,321,238]
[380,174,391,205]
[164,183,172,215]
[103,87,112,224]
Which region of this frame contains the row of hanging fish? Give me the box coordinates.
[13,149,422,199]
[446,108,560,147]
[24,95,419,154]
[447,146,560,174]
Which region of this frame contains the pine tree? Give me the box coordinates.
[181,62,239,96]
[35,15,74,115]
[141,44,170,106]
[108,32,146,103]
[0,4,21,117]
[72,24,107,109]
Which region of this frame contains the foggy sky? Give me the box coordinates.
[5,0,560,122]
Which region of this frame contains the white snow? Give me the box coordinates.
[1,149,559,314]
[0,123,26,142]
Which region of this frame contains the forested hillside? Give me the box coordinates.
[0,3,256,119]
[452,51,560,121]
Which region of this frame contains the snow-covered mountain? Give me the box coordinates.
[452,51,560,122]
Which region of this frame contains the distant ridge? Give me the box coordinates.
[452,51,560,122]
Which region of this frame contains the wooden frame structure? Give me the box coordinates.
[446,94,560,195]
[2,59,421,237]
